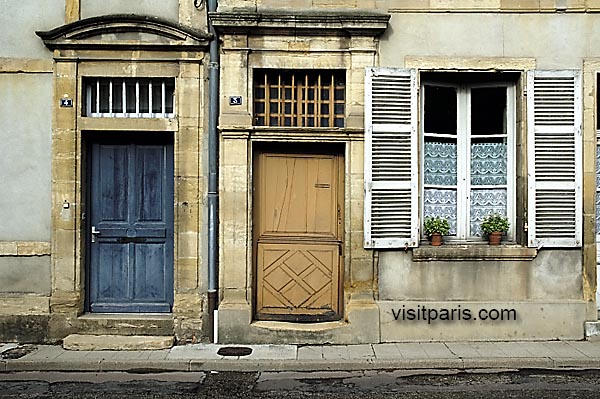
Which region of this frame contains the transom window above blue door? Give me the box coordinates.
[83,77,175,118]
[421,80,515,241]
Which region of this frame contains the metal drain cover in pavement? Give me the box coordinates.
[217,346,253,356]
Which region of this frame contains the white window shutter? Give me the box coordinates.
[527,70,582,248]
[364,68,418,248]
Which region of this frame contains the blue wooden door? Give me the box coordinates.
[89,136,174,313]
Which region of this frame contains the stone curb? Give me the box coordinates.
[5,358,600,373]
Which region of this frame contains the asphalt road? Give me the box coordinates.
[2,369,600,398]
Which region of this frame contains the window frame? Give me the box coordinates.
[419,80,516,242]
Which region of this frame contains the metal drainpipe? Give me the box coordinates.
[207,0,219,343]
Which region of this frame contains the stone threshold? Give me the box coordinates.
[63,334,175,351]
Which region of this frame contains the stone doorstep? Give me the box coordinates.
[62,334,174,351]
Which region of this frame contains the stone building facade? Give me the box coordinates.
[3,0,600,345]
[0,0,211,343]
[212,0,600,343]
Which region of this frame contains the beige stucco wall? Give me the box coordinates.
[381,13,600,69]
[81,0,179,21]
[0,0,64,58]
[0,74,52,241]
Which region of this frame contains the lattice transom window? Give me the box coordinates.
[83,78,175,118]
[254,69,345,127]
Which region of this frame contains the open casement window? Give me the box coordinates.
[421,81,516,241]
[364,68,418,248]
[527,70,582,248]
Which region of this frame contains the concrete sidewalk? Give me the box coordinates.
[4,341,600,373]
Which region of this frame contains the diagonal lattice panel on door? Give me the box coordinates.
[257,243,338,315]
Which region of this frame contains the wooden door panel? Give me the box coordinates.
[89,138,173,313]
[260,154,337,237]
[99,145,129,222]
[255,149,343,321]
[135,146,165,222]
[96,243,130,302]
[256,242,340,318]
[133,243,168,301]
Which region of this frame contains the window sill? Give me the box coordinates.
[412,244,538,262]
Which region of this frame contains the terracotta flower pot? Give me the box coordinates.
[430,233,443,246]
[488,231,502,245]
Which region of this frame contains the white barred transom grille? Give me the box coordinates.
[83,78,175,118]
[533,76,575,126]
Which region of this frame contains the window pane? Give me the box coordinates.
[165,80,175,114]
[255,102,265,114]
[125,81,136,113]
[255,87,265,99]
[470,140,507,185]
[471,87,506,135]
[151,80,162,113]
[138,79,149,113]
[424,188,457,235]
[99,81,110,113]
[470,189,507,237]
[424,141,457,185]
[112,79,123,113]
[424,85,457,135]
[85,83,97,115]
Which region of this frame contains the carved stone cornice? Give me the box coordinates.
[209,9,389,37]
[36,14,211,51]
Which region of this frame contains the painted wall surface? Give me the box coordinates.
[0,75,52,241]
[381,13,600,69]
[81,0,179,22]
[378,250,583,301]
[0,0,64,59]
[0,257,51,294]
[378,250,584,340]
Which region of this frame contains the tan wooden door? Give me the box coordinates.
[254,149,343,321]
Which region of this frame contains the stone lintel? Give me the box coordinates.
[220,126,364,141]
[405,56,537,71]
[78,117,178,132]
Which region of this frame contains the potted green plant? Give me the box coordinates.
[480,214,509,245]
[423,216,450,246]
